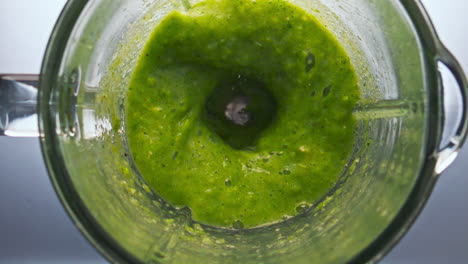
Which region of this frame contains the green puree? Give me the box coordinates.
[126,0,360,229]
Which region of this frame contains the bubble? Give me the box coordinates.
[305,52,316,72]
[411,102,419,113]
[296,203,310,213]
[322,85,332,97]
[225,179,232,187]
[232,220,244,229]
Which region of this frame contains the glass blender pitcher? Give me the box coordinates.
[0,0,467,263]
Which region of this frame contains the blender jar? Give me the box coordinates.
[0,0,467,263]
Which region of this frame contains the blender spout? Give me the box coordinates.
[0,74,39,137]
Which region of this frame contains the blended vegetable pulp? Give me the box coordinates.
[126,0,360,229]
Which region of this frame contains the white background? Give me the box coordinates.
[0,0,467,263]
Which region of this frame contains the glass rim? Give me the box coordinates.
[38,0,444,263]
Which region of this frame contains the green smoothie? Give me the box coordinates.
[126,0,360,229]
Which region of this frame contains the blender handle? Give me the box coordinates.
[434,46,468,174]
[0,74,40,137]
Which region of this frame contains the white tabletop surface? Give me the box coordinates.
[0,0,467,263]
